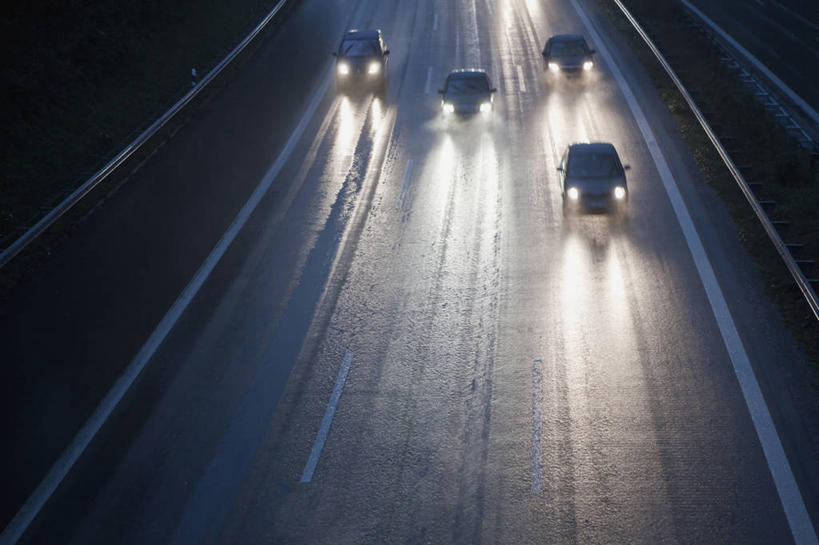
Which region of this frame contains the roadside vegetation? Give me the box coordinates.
[0,0,284,247]
[594,0,819,370]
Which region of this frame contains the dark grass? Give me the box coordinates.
[594,0,819,372]
[684,0,819,115]
[0,0,282,241]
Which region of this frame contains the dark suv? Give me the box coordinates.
[333,29,389,94]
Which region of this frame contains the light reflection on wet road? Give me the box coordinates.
[18,0,816,542]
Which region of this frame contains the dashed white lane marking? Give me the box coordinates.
[572,1,818,543]
[484,0,494,15]
[396,159,415,210]
[517,64,527,93]
[300,352,354,483]
[424,66,433,95]
[433,13,438,31]
[531,359,544,494]
[0,68,334,545]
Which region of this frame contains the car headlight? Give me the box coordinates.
[613,186,626,200]
[479,102,491,113]
[583,61,593,71]
[567,187,580,200]
[442,102,455,113]
[368,62,381,74]
[337,62,350,75]
[548,62,560,72]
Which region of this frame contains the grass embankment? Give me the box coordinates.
[594,0,819,370]
[0,0,282,244]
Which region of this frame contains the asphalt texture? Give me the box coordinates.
[1,0,818,542]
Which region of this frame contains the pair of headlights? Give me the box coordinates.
[548,61,594,72]
[442,102,492,113]
[567,186,626,200]
[337,62,381,75]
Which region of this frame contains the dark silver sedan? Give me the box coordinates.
[542,34,595,75]
[333,29,390,94]
[438,70,497,116]
[557,143,629,214]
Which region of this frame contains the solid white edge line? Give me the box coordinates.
[681,0,819,126]
[300,352,354,483]
[570,1,818,542]
[0,68,333,545]
[396,159,415,210]
[424,66,433,95]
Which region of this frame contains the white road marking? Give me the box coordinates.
[433,13,438,31]
[571,1,818,543]
[424,66,433,95]
[682,0,819,125]
[396,159,415,210]
[300,352,354,483]
[0,68,333,545]
[531,359,544,494]
[484,0,494,15]
[517,64,527,93]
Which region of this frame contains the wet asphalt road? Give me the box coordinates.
[5,0,819,542]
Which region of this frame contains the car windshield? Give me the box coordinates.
[551,40,587,56]
[340,40,379,56]
[567,151,620,177]
[447,75,490,94]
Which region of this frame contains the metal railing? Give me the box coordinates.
[611,0,819,321]
[0,0,289,270]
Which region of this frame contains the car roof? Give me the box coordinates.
[569,142,617,154]
[551,34,586,43]
[343,29,381,41]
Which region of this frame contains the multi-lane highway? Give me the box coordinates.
[2,0,819,542]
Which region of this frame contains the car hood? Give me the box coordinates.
[338,55,380,67]
[565,176,625,194]
[443,92,491,105]
[552,54,590,67]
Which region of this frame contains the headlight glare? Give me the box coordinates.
[337,62,350,75]
[548,62,560,72]
[442,102,455,113]
[583,61,594,71]
[368,62,381,74]
[613,186,626,200]
[480,102,491,113]
[567,187,580,200]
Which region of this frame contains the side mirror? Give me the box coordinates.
[438,89,444,94]
[590,48,596,54]
[384,50,390,55]
[490,88,498,93]
[623,164,631,170]
[332,52,337,57]
[556,166,564,172]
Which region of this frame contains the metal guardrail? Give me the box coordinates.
[611,0,819,322]
[0,0,289,270]
[680,0,817,149]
